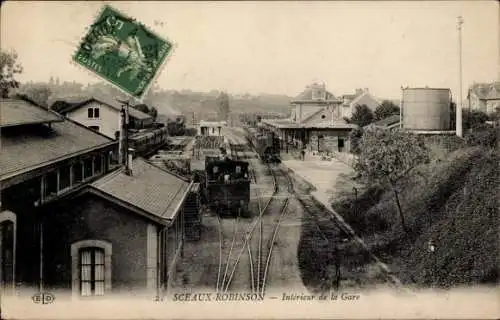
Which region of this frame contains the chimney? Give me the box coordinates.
[118,106,126,165]
[355,88,363,95]
[364,88,369,93]
[126,148,134,175]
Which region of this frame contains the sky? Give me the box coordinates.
[1,1,498,100]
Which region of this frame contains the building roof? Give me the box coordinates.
[469,82,500,100]
[1,98,64,128]
[368,114,401,127]
[261,118,357,129]
[199,120,227,126]
[304,120,358,129]
[291,83,339,103]
[90,158,191,223]
[0,99,115,181]
[50,95,153,120]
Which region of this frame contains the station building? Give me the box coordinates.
[0,97,200,300]
[260,83,358,154]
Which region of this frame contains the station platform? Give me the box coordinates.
[283,157,362,202]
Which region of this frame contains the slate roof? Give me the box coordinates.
[469,82,500,100]
[50,95,153,120]
[262,118,356,129]
[0,99,115,181]
[91,158,191,222]
[292,83,338,102]
[1,98,64,127]
[304,120,358,129]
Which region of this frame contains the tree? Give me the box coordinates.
[1,50,23,98]
[349,104,374,127]
[134,103,150,114]
[354,127,429,232]
[450,103,489,130]
[134,103,158,121]
[17,83,52,107]
[348,127,364,155]
[374,100,400,121]
[216,91,230,122]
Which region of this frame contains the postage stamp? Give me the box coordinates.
[72,5,173,99]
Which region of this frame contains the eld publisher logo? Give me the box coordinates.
[32,292,55,305]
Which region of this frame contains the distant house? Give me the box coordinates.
[198,120,227,136]
[364,114,401,130]
[51,95,154,139]
[468,82,500,114]
[340,88,382,119]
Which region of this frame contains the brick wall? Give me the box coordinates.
[308,130,351,153]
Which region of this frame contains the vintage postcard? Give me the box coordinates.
[0,1,498,319]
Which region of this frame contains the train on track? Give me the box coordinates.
[204,155,251,218]
[245,125,280,163]
[128,126,169,156]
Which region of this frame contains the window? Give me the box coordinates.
[44,170,58,198]
[321,114,326,119]
[0,220,15,288]
[87,108,100,119]
[94,155,103,175]
[338,138,345,149]
[59,164,72,191]
[89,126,100,132]
[79,247,105,296]
[71,240,112,299]
[235,166,241,174]
[73,161,83,184]
[83,158,93,179]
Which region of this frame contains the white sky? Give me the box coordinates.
[1,1,498,100]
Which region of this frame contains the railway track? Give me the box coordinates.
[253,164,293,295]
[218,139,260,292]
[215,214,241,293]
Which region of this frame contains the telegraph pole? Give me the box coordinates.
[456,16,464,137]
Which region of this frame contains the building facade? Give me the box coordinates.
[51,96,154,139]
[340,88,382,119]
[42,158,194,299]
[0,97,118,295]
[0,98,199,300]
[261,83,358,154]
[468,82,500,114]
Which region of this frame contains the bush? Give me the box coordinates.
[465,125,498,149]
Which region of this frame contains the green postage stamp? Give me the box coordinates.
[73,5,173,98]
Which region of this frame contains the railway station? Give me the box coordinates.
[260,83,358,155]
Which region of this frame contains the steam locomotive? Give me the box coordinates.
[204,155,251,217]
[245,126,280,163]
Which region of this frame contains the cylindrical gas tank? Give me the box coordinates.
[402,88,451,130]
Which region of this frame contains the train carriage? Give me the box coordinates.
[245,126,280,163]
